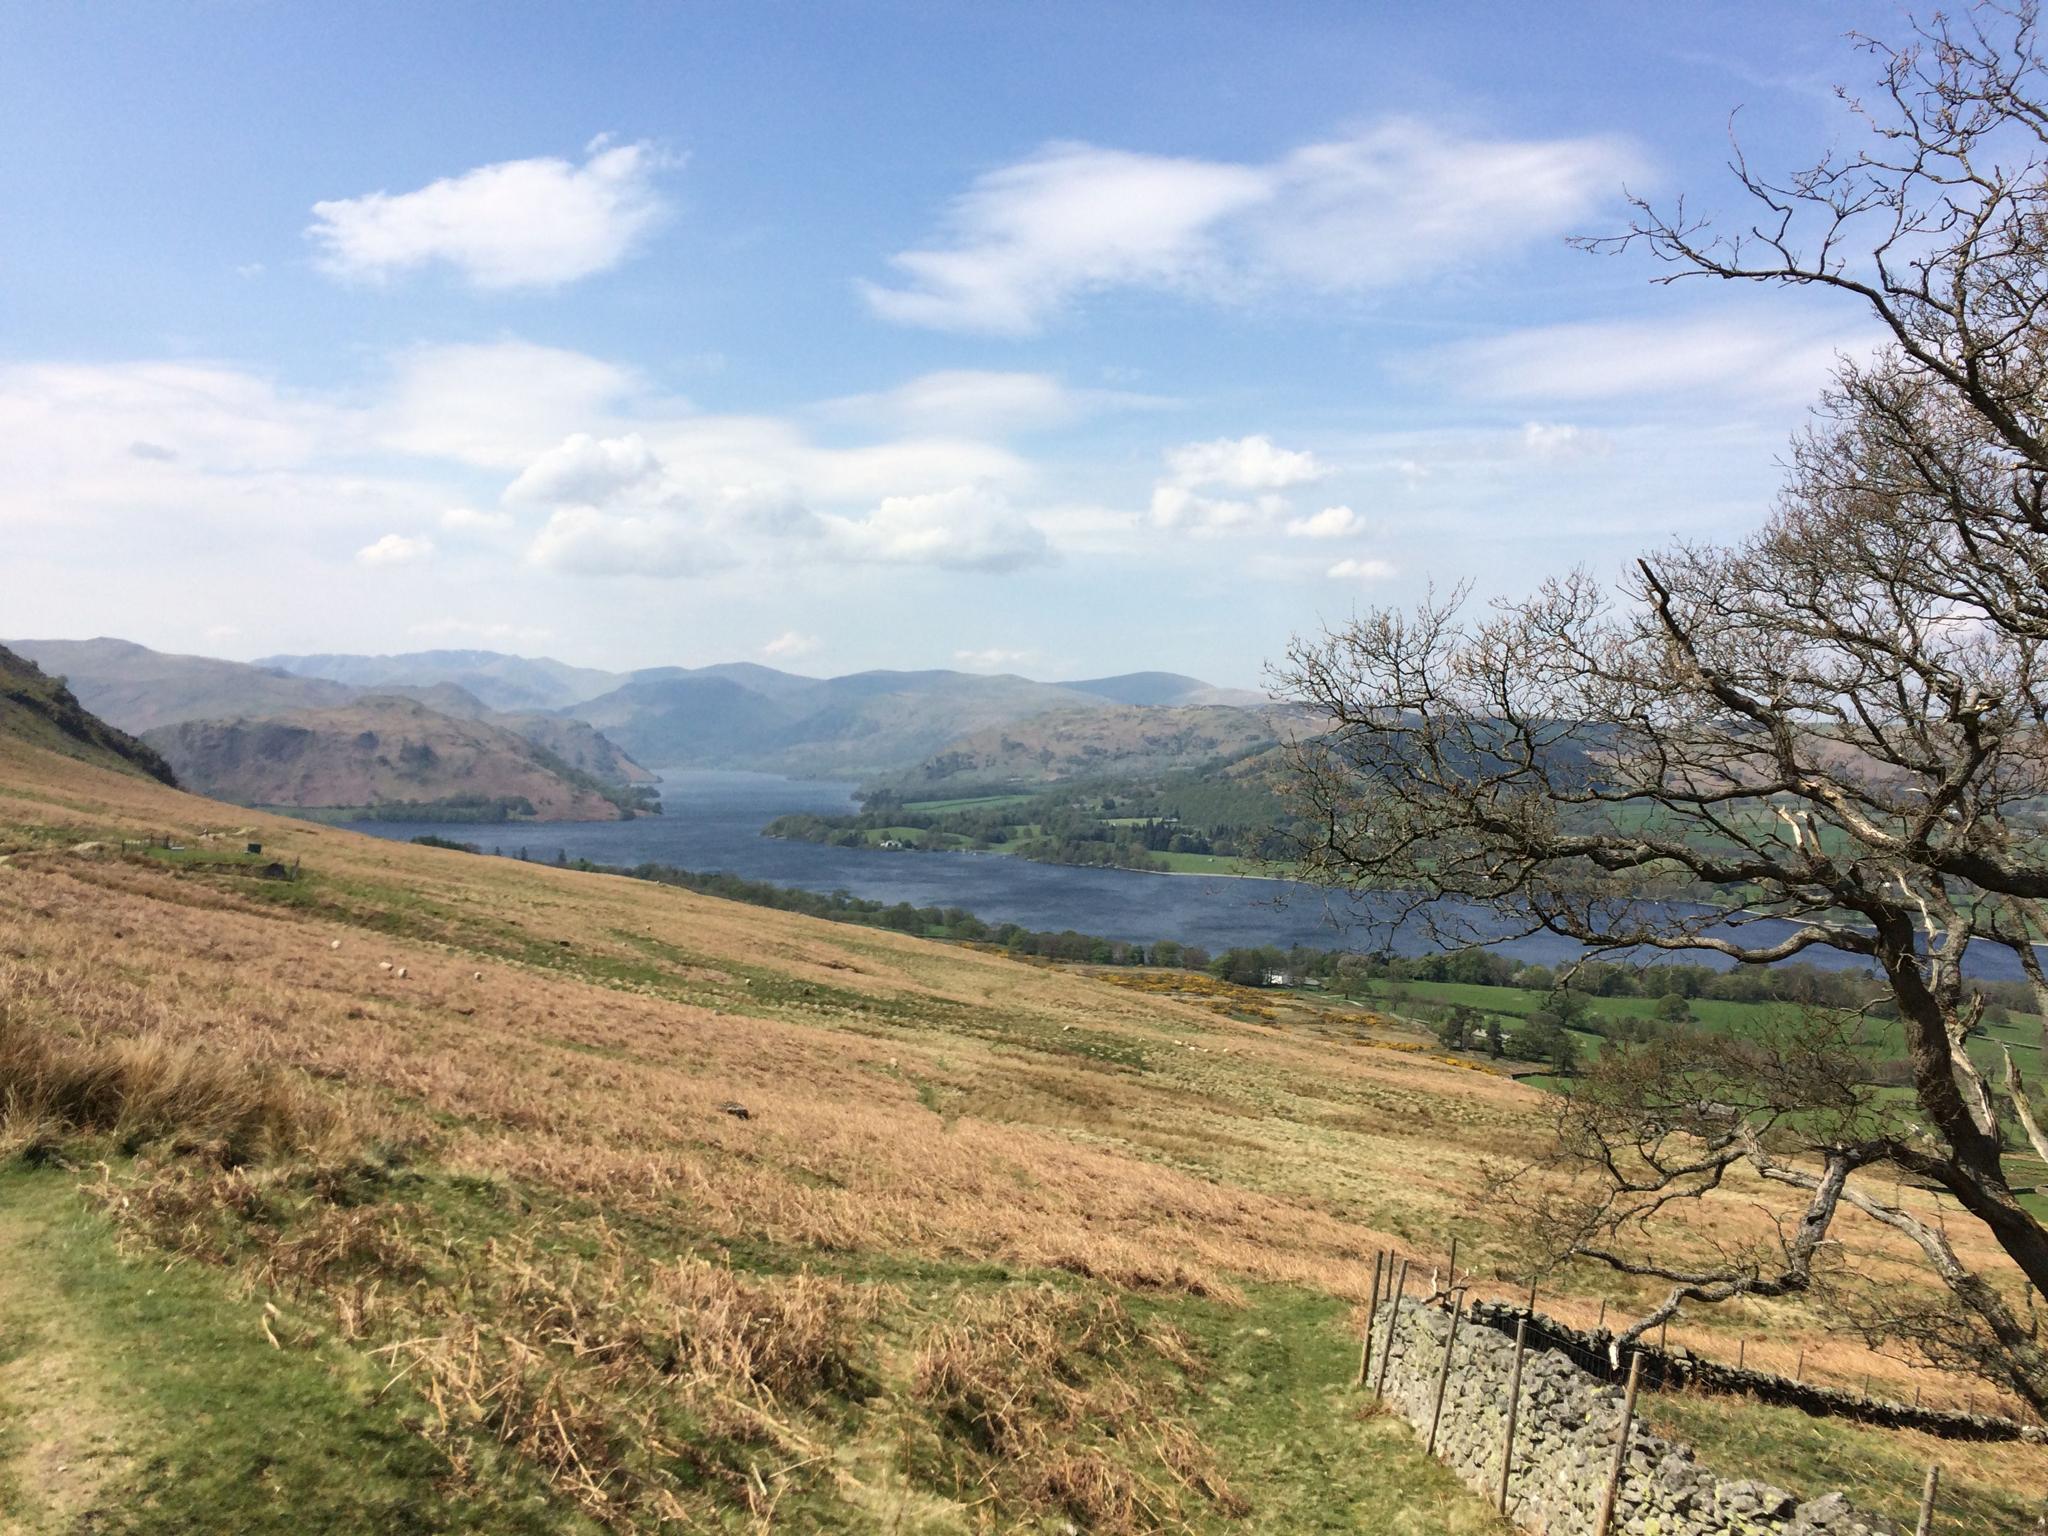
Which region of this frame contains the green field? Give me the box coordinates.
[901,793,1039,814]
[1350,975,2045,1062]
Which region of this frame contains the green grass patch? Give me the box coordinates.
[0,1166,586,1536]
[1641,1390,2041,1536]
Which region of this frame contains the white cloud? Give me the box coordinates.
[1286,504,1363,539]
[824,371,1075,434]
[863,144,1269,334]
[1165,433,1323,491]
[1148,433,1322,532]
[818,369,1172,436]
[762,630,819,659]
[504,431,662,505]
[865,121,1642,333]
[1436,313,1866,406]
[1520,421,1613,460]
[1148,484,1277,533]
[308,137,670,289]
[440,506,514,534]
[525,506,730,578]
[954,647,1034,671]
[1327,556,1396,581]
[827,485,1052,572]
[357,532,434,566]
[380,341,640,468]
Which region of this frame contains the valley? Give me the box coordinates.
[1,725,2043,1533]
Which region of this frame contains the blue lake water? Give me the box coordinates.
[343,770,1990,976]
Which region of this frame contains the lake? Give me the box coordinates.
[342,769,1978,976]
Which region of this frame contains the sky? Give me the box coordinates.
[0,1,1916,687]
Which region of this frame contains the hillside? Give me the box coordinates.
[902,703,1287,787]
[0,734,2038,1534]
[0,643,176,784]
[9,637,356,732]
[140,697,633,821]
[11,640,653,793]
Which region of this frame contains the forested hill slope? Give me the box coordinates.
[898,703,1287,787]
[0,642,176,784]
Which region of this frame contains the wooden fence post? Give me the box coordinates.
[1357,1250,1386,1389]
[1597,1298,1607,1331]
[1497,1317,1528,1515]
[1795,1346,1805,1383]
[1526,1274,1538,1313]
[1374,1258,1410,1400]
[1446,1235,1459,1292]
[1426,1290,1465,1456]
[1914,1462,1940,1536]
[1737,1338,1746,1370]
[1593,1351,1644,1536]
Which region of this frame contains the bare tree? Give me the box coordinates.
[1276,3,2048,1413]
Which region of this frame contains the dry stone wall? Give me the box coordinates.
[1373,1298,1899,1536]
[1461,1299,2042,1446]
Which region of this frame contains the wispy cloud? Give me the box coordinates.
[762,630,819,659]
[309,136,671,290]
[820,369,1172,436]
[356,532,434,566]
[955,646,1035,671]
[1430,312,1866,406]
[1286,505,1363,539]
[864,121,1644,334]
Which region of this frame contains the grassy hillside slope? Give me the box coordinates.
[0,738,2038,1533]
[9,637,357,731]
[0,643,175,784]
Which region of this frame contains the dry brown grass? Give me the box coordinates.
[0,1001,330,1165]
[910,1284,1245,1531]
[0,732,2042,1523]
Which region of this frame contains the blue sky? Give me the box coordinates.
[0,1,1906,684]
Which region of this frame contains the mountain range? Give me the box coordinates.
[8,638,1281,798]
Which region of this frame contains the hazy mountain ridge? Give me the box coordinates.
[1057,671,1270,709]
[568,668,1124,776]
[0,643,177,785]
[11,640,1273,785]
[141,697,633,821]
[11,638,356,731]
[10,639,652,792]
[256,649,625,711]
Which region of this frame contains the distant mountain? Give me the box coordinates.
[14,638,1267,783]
[8,640,650,792]
[142,697,633,821]
[0,643,177,784]
[1058,672,1268,709]
[255,649,626,711]
[896,704,1287,788]
[570,668,1114,776]
[10,638,355,732]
